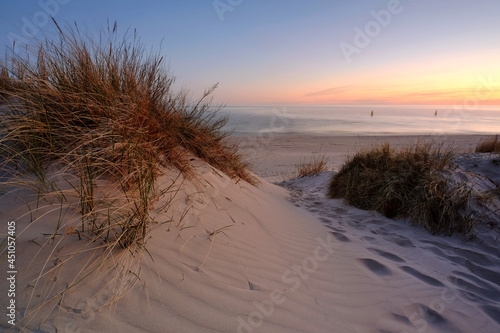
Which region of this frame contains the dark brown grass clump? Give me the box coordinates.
[475,135,500,153]
[328,144,474,236]
[0,62,13,101]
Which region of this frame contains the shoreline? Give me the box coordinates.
[229,134,494,182]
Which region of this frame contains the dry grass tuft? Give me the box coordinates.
[295,154,329,177]
[0,20,253,325]
[0,62,10,100]
[0,21,254,244]
[328,143,476,236]
[475,135,500,153]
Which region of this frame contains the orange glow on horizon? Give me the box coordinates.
[214,62,500,106]
[293,67,500,105]
[271,74,500,105]
[296,87,500,105]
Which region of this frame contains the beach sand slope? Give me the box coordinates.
[0,152,499,332]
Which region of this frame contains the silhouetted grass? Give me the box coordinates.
[328,144,475,236]
[0,62,10,100]
[475,135,500,153]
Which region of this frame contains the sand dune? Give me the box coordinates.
[1,135,499,332]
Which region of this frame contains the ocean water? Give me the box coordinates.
[222,105,500,136]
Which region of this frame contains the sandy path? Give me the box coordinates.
[279,169,500,333]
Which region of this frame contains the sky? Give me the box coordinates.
[0,0,499,106]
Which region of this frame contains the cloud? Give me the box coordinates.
[304,86,351,97]
[349,98,394,104]
[402,89,470,98]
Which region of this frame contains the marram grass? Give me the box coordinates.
[0,20,253,327]
[475,135,500,153]
[0,20,254,245]
[295,154,329,178]
[328,143,476,236]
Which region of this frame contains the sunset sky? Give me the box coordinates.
[1,0,499,105]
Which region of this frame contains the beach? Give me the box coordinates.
[1,133,499,332]
[232,134,492,181]
[1,3,499,331]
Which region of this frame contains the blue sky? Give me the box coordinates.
[1,0,499,105]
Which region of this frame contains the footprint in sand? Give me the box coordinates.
[422,240,494,266]
[448,275,500,303]
[358,258,392,276]
[377,312,414,333]
[333,207,348,214]
[318,217,331,224]
[464,260,500,288]
[248,281,260,291]
[400,266,444,287]
[382,234,415,248]
[326,225,346,233]
[481,305,500,325]
[418,304,448,324]
[330,231,351,242]
[390,312,413,326]
[367,248,406,263]
[361,236,377,243]
[453,270,500,293]
[403,303,459,332]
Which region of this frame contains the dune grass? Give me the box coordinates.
[0,21,254,244]
[328,143,476,236]
[0,21,253,324]
[295,154,329,177]
[0,62,10,100]
[475,135,500,153]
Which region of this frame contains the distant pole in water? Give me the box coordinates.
[371,110,374,117]
[435,110,438,116]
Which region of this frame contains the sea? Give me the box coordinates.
[221,105,500,136]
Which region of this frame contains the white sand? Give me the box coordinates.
[1,135,499,333]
